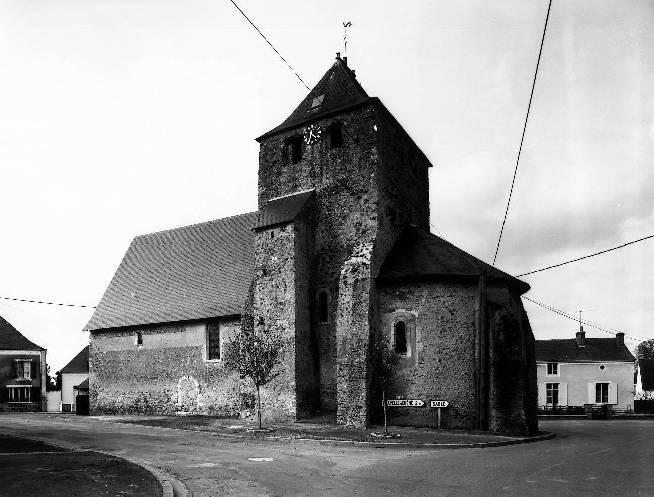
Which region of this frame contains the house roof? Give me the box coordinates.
[85,212,257,331]
[536,339,636,363]
[60,345,89,374]
[639,359,654,390]
[378,226,530,294]
[255,190,315,230]
[0,315,44,351]
[257,56,371,141]
[75,378,89,390]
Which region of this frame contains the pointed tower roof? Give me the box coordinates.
[257,54,372,141]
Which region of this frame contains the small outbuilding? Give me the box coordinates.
[59,346,89,413]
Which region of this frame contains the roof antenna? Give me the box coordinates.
[343,21,352,64]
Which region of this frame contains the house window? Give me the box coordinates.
[284,136,303,164]
[317,291,329,324]
[394,321,407,355]
[207,320,221,360]
[13,359,31,380]
[546,383,559,405]
[136,332,143,347]
[7,386,32,403]
[546,362,558,376]
[328,123,343,149]
[596,383,609,403]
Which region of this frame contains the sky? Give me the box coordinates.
[0,0,652,371]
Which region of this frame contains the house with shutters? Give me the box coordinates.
[0,315,47,412]
[536,331,636,410]
[85,54,538,434]
[59,345,89,413]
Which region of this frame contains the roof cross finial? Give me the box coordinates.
[343,21,352,57]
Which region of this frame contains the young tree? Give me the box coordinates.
[223,314,284,429]
[370,333,399,434]
[636,339,654,360]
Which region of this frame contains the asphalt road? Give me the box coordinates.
[0,414,652,497]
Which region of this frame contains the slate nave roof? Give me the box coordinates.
[85,212,257,331]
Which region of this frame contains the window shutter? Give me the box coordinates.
[609,383,618,404]
[31,361,38,380]
[560,383,568,406]
[10,361,16,379]
[588,383,595,404]
[538,383,546,406]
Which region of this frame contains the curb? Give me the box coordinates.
[0,430,187,497]
[261,431,555,449]
[100,418,555,450]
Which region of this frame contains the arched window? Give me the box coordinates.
[284,136,303,164]
[318,290,329,324]
[328,123,343,149]
[136,331,143,347]
[394,321,407,355]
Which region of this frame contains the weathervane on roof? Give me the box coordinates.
[343,21,352,56]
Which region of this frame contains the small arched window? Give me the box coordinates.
[328,123,343,149]
[284,136,303,164]
[136,331,143,347]
[318,291,329,324]
[394,321,407,355]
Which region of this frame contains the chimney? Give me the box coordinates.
[576,331,586,347]
[616,332,625,347]
[343,56,348,66]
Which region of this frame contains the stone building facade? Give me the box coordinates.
[86,55,538,434]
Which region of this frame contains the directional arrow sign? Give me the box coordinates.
[430,400,450,408]
[385,399,425,407]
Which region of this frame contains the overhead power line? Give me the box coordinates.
[517,234,654,277]
[492,0,552,265]
[0,296,96,309]
[227,0,311,91]
[523,296,647,342]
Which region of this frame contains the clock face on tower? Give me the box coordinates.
[304,124,322,145]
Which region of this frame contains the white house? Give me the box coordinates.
[59,346,89,413]
[536,332,635,410]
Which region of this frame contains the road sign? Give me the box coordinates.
[430,400,450,408]
[385,399,425,407]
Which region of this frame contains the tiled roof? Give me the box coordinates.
[378,226,530,294]
[75,378,89,390]
[257,56,371,140]
[255,190,315,230]
[60,345,89,374]
[0,315,44,351]
[536,338,636,363]
[85,212,257,331]
[639,359,654,390]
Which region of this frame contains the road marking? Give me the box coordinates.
[248,457,273,462]
[588,448,611,456]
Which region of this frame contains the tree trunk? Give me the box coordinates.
[383,389,388,434]
[256,384,262,430]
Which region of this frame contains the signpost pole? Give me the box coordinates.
[437,407,441,429]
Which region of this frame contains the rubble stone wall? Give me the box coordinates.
[88,317,276,417]
[258,104,380,412]
[378,280,479,429]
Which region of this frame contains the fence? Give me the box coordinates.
[635,400,654,414]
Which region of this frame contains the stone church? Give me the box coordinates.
[86,55,538,434]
